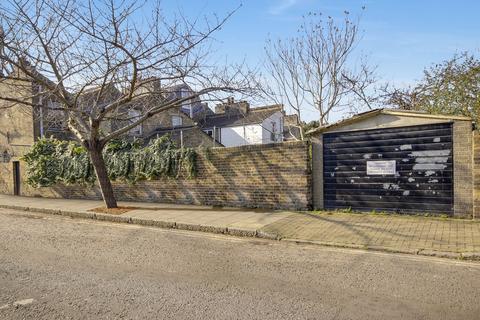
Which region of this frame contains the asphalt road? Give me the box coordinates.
[0,208,479,320]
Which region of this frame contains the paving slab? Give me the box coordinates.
[260,212,480,257]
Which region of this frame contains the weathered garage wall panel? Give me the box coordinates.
[323,123,454,214]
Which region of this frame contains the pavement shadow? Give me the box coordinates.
[276,212,425,247]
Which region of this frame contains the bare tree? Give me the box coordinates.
[0,0,257,208]
[263,10,376,137]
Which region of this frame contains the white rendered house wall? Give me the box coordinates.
[220,124,263,147]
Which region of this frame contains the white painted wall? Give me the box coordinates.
[211,111,285,147]
[220,124,263,147]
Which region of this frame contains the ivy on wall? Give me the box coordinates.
[21,136,197,187]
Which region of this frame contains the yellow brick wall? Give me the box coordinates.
[473,131,480,218]
[0,141,312,210]
[453,121,474,218]
[0,77,36,159]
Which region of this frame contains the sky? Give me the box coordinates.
[152,0,480,122]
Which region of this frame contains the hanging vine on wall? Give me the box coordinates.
[21,135,197,187]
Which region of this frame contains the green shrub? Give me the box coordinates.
[21,135,197,187]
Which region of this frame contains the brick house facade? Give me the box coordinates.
[0,71,220,161]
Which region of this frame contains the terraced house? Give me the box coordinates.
[0,66,298,161]
[196,97,301,147]
[0,71,218,163]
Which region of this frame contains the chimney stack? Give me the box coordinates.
[214,97,250,114]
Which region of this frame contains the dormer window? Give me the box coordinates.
[180,88,192,117]
[171,115,183,127]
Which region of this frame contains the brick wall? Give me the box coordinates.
[453,121,474,218]
[0,141,312,210]
[473,132,480,218]
[0,76,36,160]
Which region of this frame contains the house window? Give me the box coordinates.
[204,128,220,143]
[270,121,277,141]
[214,128,221,143]
[171,115,183,127]
[45,100,66,132]
[180,88,192,115]
[2,151,10,163]
[128,109,142,136]
[180,88,190,98]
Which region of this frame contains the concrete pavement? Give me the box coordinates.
[0,194,293,238]
[1,208,479,320]
[0,194,479,259]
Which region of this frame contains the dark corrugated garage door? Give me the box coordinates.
[323,123,453,214]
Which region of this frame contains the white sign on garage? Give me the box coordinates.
[366,160,396,175]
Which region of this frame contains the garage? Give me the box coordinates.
[323,123,453,214]
[311,109,474,217]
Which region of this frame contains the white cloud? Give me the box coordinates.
[268,0,298,15]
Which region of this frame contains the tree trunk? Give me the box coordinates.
[88,144,118,208]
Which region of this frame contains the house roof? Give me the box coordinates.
[308,108,472,135]
[199,104,283,129]
[145,124,224,147]
[6,61,57,92]
[284,113,299,125]
[77,83,122,102]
